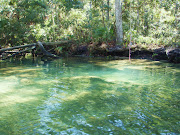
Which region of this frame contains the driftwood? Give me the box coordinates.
[0,41,72,53]
[37,41,59,58]
[2,46,36,60]
[0,40,72,59]
[0,43,36,53]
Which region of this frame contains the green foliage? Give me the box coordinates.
[55,46,63,54]
[0,0,179,48]
[152,53,158,58]
[0,0,47,46]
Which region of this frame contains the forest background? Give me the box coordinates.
[0,0,179,52]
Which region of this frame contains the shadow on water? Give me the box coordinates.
[0,57,179,134]
[36,77,179,134]
[36,77,132,134]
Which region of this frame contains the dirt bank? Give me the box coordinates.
[70,43,180,63]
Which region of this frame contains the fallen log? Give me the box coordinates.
[0,40,72,60]
[0,41,73,53]
[42,40,73,46]
[2,46,36,60]
[0,43,36,53]
[2,51,20,54]
[37,41,59,58]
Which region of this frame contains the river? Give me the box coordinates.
[0,57,179,134]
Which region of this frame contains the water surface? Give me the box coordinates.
[0,57,179,135]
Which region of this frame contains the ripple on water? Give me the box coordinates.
[0,58,179,134]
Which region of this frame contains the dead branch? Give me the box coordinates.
[37,41,59,58]
[2,46,36,60]
[0,43,36,53]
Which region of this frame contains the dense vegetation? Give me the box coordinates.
[0,0,179,48]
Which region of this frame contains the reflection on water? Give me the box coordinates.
[0,57,179,135]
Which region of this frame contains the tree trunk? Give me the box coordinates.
[106,0,110,21]
[115,0,123,46]
[137,0,140,32]
[102,1,106,29]
[89,0,92,40]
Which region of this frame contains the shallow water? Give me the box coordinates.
[0,57,179,135]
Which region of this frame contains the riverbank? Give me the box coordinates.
[70,43,180,63]
[1,42,180,64]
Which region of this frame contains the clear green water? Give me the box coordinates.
[0,57,179,135]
